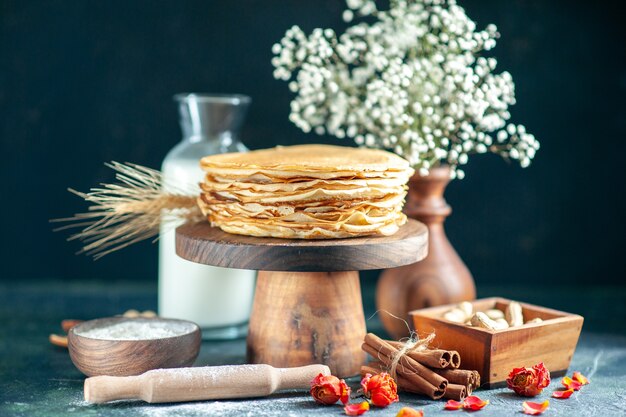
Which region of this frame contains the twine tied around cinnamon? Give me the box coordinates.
[387,332,436,381]
[366,310,436,380]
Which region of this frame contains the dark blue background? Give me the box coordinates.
[1,0,624,284]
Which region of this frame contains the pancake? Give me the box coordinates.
[200,144,411,173]
[198,144,414,239]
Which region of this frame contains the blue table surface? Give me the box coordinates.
[1,280,625,417]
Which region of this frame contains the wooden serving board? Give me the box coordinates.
[176,219,428,272]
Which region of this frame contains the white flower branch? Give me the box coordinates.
[272,0,540,178]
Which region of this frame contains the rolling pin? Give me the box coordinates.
[84,363,330,404]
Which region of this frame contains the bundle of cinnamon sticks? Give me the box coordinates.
[361,333,480,401]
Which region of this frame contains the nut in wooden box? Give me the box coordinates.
[410,297,584,388]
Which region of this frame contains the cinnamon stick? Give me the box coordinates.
[466,381,474,396]
[431,368,476,387]
[61,319,83,333]
[449,351,461,368]
[49,334,68,348]
[367,361,472,400]
[386,340,452,369]
[471,370,481,389]
[361,342,445,398]
[361,365,445,400]
[362,333,448,391]
[443,383,467,401]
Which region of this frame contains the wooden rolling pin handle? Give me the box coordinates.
[84,364,331,404]
[276,364,332,390]
[84,375,143,404]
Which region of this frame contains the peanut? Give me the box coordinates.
[123,309,157,318]
[505,301,524,327]
[457,301,474,318]
[444,309,467,323]
[470,312,500,330]
[494,318,510,330]
[485,309,505,320]
[123,309,141,318]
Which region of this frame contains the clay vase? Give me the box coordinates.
[376,165,476,339]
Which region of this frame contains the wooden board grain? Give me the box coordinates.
[176,219,428,272]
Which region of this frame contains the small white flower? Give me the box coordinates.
[507,123,516,135]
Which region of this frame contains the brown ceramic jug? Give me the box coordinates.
[376,166,476,339]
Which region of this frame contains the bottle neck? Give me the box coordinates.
[183,131,237,146]
[175,93,250,150]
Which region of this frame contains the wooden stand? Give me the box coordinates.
[176,220,428,377]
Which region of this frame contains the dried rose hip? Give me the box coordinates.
[506,362,551,397]
[360,372,399,407]
[310,373,351,405]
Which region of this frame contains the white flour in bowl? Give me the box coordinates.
[75,320,196,340]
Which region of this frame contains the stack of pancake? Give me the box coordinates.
[197,144,415,239]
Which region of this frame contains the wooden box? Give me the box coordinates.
[410,297,584,388]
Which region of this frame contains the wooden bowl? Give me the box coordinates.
[410,297,584,388]
[68,317,201,377]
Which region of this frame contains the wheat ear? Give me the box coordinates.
[52,162,204,259]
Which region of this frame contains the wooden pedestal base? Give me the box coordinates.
[247,271,366,378]
[175,220,428,378]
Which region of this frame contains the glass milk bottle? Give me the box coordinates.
[159,93,256,339]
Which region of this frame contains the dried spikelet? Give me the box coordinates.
[53,162,203,259]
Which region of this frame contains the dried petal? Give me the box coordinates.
[522,400,549,415]
[533,363,551,389]
[345,401,370,416]
[562,376,583,391]
[463,395,490,411]
[444,400,464,410]
[396,407,424,417]
[572,371,589,385]
[339,380,351,405]
[552,389,574,399]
